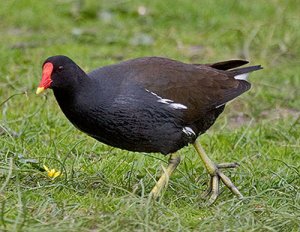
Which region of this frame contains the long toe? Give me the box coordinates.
[200,178,213,199]
[217,162,240,169]
[219,172,243,199]
[207,175,220,205]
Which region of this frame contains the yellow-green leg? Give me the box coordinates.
[150,153,181,199]
[193,140,243,204]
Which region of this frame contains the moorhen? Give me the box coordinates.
[36,55,262,204]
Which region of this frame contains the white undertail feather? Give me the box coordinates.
[234,73,249,81]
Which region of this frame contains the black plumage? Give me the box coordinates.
[37,55,262,203]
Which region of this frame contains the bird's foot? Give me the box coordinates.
[193,141,243,205]
[201,162,243,205]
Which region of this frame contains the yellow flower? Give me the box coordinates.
[43,165,62,179]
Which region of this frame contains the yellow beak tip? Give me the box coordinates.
[36,87,45,95]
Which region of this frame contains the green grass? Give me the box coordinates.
[0,0,299,231]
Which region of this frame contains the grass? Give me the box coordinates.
[0,0,299,231]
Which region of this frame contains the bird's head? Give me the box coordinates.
[36,55,84,94]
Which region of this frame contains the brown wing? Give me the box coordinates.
[125,57,251,123]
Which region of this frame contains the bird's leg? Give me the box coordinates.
[193,141,243,204]
[150,152,181,199]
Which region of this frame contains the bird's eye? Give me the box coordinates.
[58,66,64,71]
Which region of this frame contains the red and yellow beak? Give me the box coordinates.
[36,62,54,94]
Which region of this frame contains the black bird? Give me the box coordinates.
[37,56,262,204]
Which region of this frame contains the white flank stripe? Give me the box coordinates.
[234,73,249,81]
[157,98,173,104]
[169,103,188,109]
[182,127,196,136]
[145,89,188,110]
[215,103,225,108]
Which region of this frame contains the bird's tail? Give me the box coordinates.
[208,60,249,70]
[228,65,263,76]
[203,59,263,81]
[228,65,263,81]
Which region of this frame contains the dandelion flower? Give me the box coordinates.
[43,165,61,179]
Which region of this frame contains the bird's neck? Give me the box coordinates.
[52,73,90,109]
